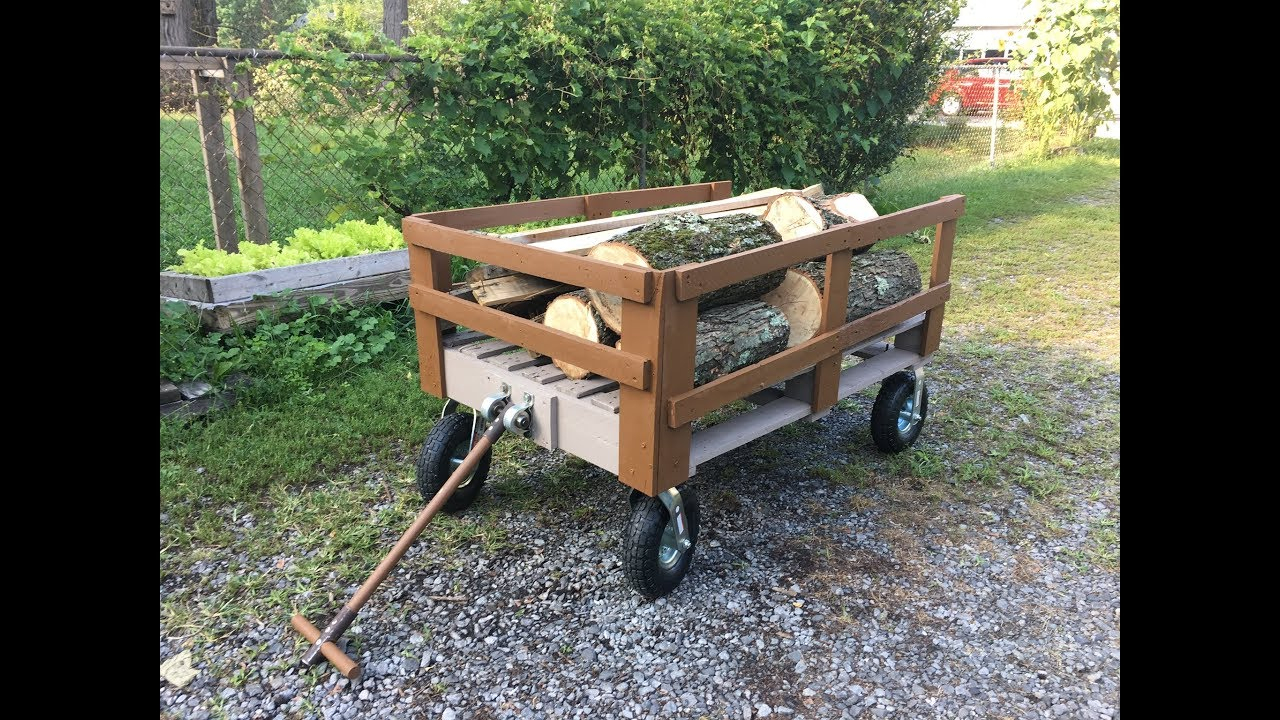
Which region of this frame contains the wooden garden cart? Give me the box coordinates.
[292,181,962,678]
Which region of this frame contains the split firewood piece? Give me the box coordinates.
[465,264,575,308]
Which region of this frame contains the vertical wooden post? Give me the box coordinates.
[618,271,695,495]
[896,217,956,356]
[406,231,453,396]
[224,59,271,245]
[809,249,853,413]
[192,71,239,251]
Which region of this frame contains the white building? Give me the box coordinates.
[947,0,1034,59]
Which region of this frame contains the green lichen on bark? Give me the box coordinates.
[795,250,922,322]
[693,300,790,387]
[617,212,787,310]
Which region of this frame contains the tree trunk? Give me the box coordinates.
[586,213,787,333]
[383,0,409,46]
[692,301,790,386]
[759,250,922,347]
[541,291,619,379]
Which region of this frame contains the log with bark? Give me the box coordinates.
[761,192,879,251]
[544,297,790,386]
[759,250,923,347]
[586,213,787,333]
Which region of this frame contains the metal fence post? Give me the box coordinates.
[989,66,1001,168]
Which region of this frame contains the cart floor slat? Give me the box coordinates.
[440,311,926,479]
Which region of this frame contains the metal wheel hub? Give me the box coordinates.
[897,394,918,435]
[447,439,479,489]
[656,488,692,570]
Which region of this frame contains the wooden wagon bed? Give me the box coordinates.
[405,181,963,496]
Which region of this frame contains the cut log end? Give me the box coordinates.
[762,194,826,241]
[542,291,618,379]
[759,269,824,347]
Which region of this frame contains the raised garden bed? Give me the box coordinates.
[159,249,409,330]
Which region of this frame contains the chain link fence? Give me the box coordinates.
[908,62,1027,165]
[160,49,423,269]
[162,51,1044,271]
[160,48,631,271]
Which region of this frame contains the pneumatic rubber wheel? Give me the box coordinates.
[415,412,491,512]
[622,485,700,600]
[870,371,929,453]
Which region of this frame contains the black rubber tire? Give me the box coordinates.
[415,412,491,512]
[870,371,929,453]
[622,484,701,600]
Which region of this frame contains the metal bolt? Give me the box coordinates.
[500,383,510,394]
[680,539,692,550]
[522,392,534,406]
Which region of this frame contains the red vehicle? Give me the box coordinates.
[931,57,1019,116]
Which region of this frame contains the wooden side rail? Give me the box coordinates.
[408,284,651,390]
[411,181,732,230]
[675,195,964,301]
[404,222,655,303]
[666,284,951,427]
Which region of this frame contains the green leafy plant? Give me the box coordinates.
[167,217,402,277]
[267,0,961,215]
[160,297,410,404]
[1012,0,1120,156]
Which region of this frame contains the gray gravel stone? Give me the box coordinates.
[159,372,1120,720]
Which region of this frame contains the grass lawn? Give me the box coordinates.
[160,114,389,270]
[161,139,1119,649]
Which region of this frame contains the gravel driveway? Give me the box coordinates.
[160,343,1119,720]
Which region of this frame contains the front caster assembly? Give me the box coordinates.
[622,484,701,600]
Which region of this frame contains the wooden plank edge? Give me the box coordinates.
[666,286,949,427]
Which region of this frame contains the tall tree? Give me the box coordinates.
[383,0,408,46]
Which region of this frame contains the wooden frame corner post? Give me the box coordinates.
[405,220,453,396]
[896,215,958,356]
[618,271,696,496]
[809,249,854,414]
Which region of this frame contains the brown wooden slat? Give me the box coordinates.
[404,221,654,303]
[674,195,965,302]
[666,284,951,427]
[409,284,650,390]
[412,196,587,231]
[585,182,718,217]
[506,188,787,243]
[408,247,454,397]
[618,271,696,496]
[810,249,852,413]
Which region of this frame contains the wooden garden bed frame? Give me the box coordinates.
[406,181,963,496]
